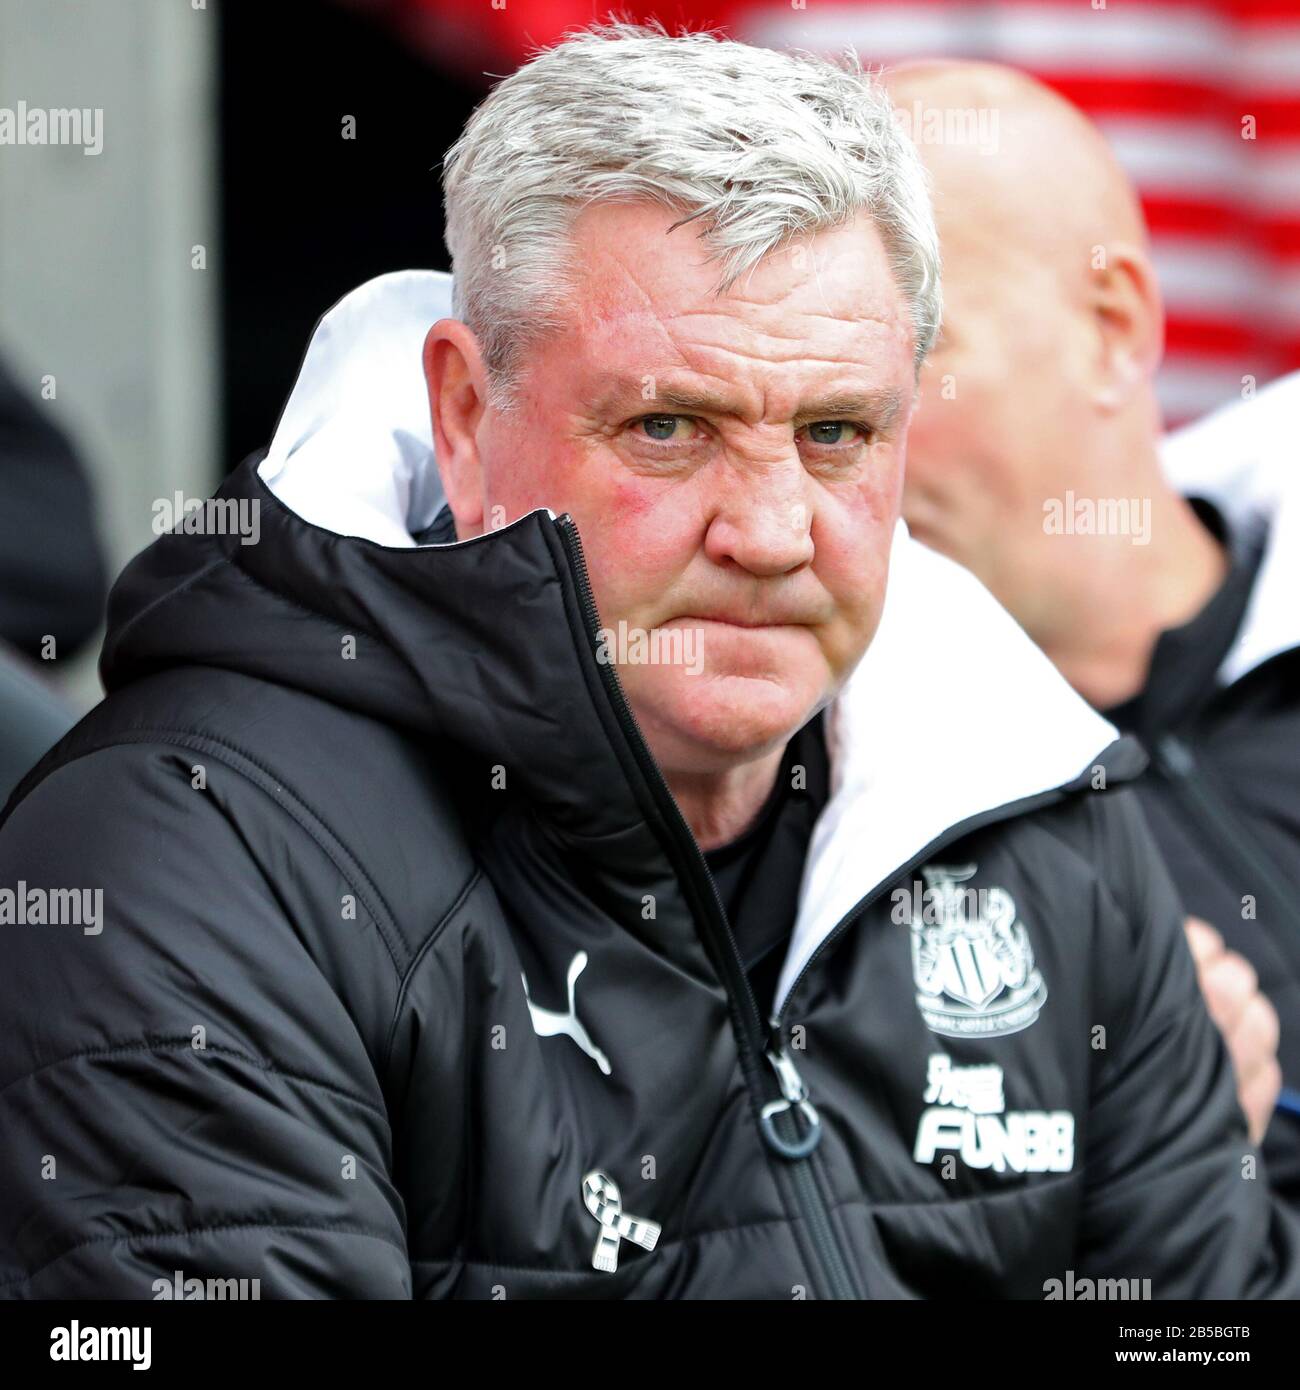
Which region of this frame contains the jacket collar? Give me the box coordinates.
[1160,372,1300,686]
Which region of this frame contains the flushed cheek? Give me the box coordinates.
[600,471,667,523]
[581,498,700,621]
[600,475,704,560]
[489,444,577,524]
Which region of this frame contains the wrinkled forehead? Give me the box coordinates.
[541,202,916,414]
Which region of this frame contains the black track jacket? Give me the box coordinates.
[1151,377,1300,1198]
[1,273,1297,1299]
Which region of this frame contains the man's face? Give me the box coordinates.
[474,201,916,777]
[902,198,1090,607]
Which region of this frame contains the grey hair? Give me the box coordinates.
[441,19,941,411]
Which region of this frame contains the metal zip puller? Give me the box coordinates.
[760,1041,822,1159]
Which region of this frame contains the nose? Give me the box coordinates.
[702,457,816,577]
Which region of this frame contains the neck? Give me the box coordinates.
[1031,475,1229,710]
[663,743,787,851]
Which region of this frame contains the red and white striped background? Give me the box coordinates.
[353,0,1300,427]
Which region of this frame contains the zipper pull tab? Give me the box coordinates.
[760,1039,822,1160]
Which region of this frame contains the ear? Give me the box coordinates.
[422,319,489,539]
[1088,243,1164,412]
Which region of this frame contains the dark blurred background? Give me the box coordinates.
[220,0,470,465]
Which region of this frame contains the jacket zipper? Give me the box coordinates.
[1151,734,1300,978]
[751,782,1095,1295]
[555,514,861,1299]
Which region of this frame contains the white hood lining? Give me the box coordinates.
[259,270,456,548]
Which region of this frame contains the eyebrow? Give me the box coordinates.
[596,380,905,432]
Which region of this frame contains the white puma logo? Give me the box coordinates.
[521,950,612,1075]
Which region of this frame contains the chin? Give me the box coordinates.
[630,665,823,772]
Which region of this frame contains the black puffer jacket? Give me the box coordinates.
[1151,376,1300,1198]
[1,273,1296,1300]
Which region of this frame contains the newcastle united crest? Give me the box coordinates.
[907,864,1047,1039]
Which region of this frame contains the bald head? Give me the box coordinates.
[884,61,1167,644]
[885,61,1148,269]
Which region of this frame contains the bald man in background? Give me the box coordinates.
[886,61,1300,1195]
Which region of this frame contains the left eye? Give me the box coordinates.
[802,420,867,445]
[636,415,694,442]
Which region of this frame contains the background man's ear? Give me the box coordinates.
[1089,244,1165,411]
[422,319,488,539]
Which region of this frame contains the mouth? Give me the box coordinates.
[668,614,807,631]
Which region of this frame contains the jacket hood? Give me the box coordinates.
[1161,371,1300,685]
[101,270,1132,1013]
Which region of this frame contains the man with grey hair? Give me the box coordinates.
[0,23,1296,1300]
